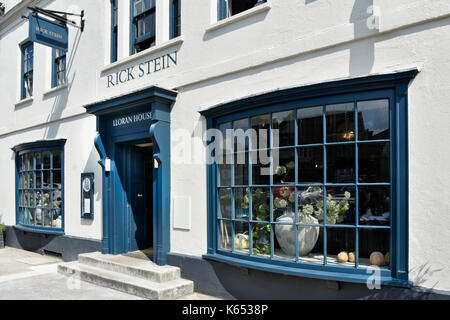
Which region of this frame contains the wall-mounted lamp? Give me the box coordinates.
[105,157,111,172]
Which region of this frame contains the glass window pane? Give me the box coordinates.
[359,142,390,183]
[52,190,62,209]
[298,106,323,145]
[27,153,33,171]
[43,151,51,169]
[233,118,249,152]
[219,164,231,186]
[273,187,295,221]
[358,99,389,141]
[359,187,390,226]
[325,186,355,225]
[234,188,249,220]
[218,188,231,219]
[298,186,323,225]
[52,209,62,228]
[36,191,42,207]
[219,122,232,154]
[43,171,51,189]
[326,103,355,142]
[274,222,296,261]
[326,144,355,183]
[35,171,41,189]
[219,220,232,251]
[326,227,355,267]
[359,228,390,269]
[298,146,323,183]
[252,223,271,257]
[234,221,249,254]
[251,150,270,185]
[251,188,270,222]
[251,114,270,150]
[35,207,42,226]
[299,227,324,264]
[43,209,52,227]
[53,170,62,188]
[43,192,50,208]
[272,110,295,147]
[29,208,35,225]
[234,152,248,186]
[273,148,295,185]
[35,152,41,170]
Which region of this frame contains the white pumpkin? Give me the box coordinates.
[234,233,249,250]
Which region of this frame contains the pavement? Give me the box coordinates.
[0,247,221,300]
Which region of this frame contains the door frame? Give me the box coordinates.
[85,86,177,266]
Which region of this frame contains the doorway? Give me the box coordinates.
[115,140,153,255]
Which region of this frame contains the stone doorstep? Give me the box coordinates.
[58,261,194,300]
[78,252,180,283]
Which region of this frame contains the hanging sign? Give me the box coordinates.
[28,12,68,51]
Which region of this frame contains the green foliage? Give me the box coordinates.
[0,223,5,233]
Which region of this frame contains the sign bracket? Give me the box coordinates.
[27,6,85,32]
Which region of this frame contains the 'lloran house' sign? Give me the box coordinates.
[106,51,178,88]
[28,12,68,51]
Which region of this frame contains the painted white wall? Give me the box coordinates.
[1,0,450,291]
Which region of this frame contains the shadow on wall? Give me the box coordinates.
[43,28,82,140]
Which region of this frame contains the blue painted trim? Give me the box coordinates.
[203,70,418,284]
[170,0,180,39]
[217,0,227,21]
[13,224,65,236]
[20,41,33,100]
[51,48,66,88]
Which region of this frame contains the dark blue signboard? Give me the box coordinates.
[28,12,68,51]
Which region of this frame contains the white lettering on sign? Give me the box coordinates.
[36,26,63,39]
[112,112,152,127]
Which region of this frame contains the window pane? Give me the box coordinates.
[252,223,271,257]
[359,228,390,269]
[251,114,270,150]
[218,188,231,219]
[219,164,231,186]
[219,220,232,251]
[43,192,50,208]
[359,142,390,183]
[35,207,42,226]
[43,171,51,189]
[272,110,295,147]
[234,221,249,254]
[52,209,62,228]
[273,187,295,221]
[233,118,249,152]
[219,122,232,154]
[251,150,270,185]
[299,227,324,264]
[53,170,62,188]
[43,209,52,227]
[358,99,389,141]
[298,186,323,225]
[298,106,323,145]
[234,152,248,186]
[29,208,35,225]
[27,153,33,171]
[326,227,355,267]
[273,148,295,185]
[325,186,355,225]
[251,188,270,222]
[326,103,355,142]
[359,187,390,226]
[274,222,296,261]
[234,188,249,220]
[43,151,51,169]
[35,152,41,170]
[298,146,323,183]
[326,144,355,183]
[53,190,62,209]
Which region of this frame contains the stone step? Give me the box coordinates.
[78,252,180,283]
[58,261,194,300]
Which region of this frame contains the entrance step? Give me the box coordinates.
[58,252,194,300]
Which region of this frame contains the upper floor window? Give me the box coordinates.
[52,48,67,88]
[21,42,34,99]
[131,0,156,54]
[170,0,181,39]
[111,0,118,63]
[13,140,66,234]
[218,0,266,20]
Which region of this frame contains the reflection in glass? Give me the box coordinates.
[234,188,249,220]
[326,144,355,183]
[298,146,323,183]
[219,188,231,219]
[272,110,295,147]
[359,228,390,269]
[359,142,390,183]
[298,106,323,145]
[35,152,41,170]
[234,152,248,186]
[219,164,231,186]
[251,114,270,150]
[326,227,355,267]
[43,151,51,169]
[53,151,61,168]
[43,171,51,189]
[273,149,295,185]
[233,118,249,152]
[53,170,62,188]
[252,188,270,222]
[219,122,232,154]
[326,103,355,142]
[251,150,270,185]
[359,187,390,226]
[358,100,389,140]
[219,220,232,251]
[252,223,271,256]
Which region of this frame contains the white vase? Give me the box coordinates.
[275,211,320,257]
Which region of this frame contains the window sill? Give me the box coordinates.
[14,224,65,236]
[14,97,34,108]
[206,2,271,33]
[43,84,68,97]
[102,36,184,73]
[203,253,412,288]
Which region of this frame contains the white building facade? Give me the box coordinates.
[1,0,450,299]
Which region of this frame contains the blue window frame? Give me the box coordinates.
[218,0,266,20]
[170,0,181,39]
[202,71,417,286]
[13,140,66,235]
[111,0,118,63]
[52,48,67,88]
[21,41,34,99]
[130,0,156,54]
